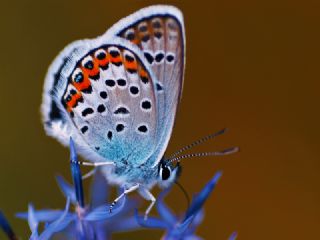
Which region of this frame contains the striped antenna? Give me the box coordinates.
[169,128,228,159]
[168,147,239,163]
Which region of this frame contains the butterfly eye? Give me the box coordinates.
[160,165,171,181]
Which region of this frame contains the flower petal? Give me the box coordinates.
[229,231,238,240]
[186,209,204,235]
[28,204,39,239]
[134,209,167,229]
[156,187,177,225]
[174,215,194,235]
[70,138,85,208]
[108,216,141,232]
[16,209,66,222]
[0,210,17,240]
[38,198,73,240]
[185,171,222,219]
[84,195,127,221]
[90,170,109,208]
[56,175,77,204]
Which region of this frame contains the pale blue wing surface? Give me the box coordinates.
[42,36,159,166]
[106,5,186,167]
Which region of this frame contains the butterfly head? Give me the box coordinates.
[157,158,182,188]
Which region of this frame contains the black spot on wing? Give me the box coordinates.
[152,21,161,29]
[126,32,135,41]
[130,86,139,95]
[155,53,164,63]
[100,63,109,70]
[97,104,106,113]
[117,79,126,87]
[107,131,113,140]
[82,108,94,117]
[141,76,149,84]
[141,100,152,110]
[110,50,120,57]
[105,79,116,87]
[156,83,163,91]
[81,126,88,134]
[70,89,77,95]
[90,72,100,80]
[166,54,175,62]
[100,91,108,99]
[125,55,135,62]
[81,85,93,94]
[114,107,130,115]
[116,123,125,132]
[74,72,84,83]
[127,68,137,74]
[142,35,150,42]
[97,52,106,60]
[138,125,148,133]
[112,61,123,67]
[84,60,94,70]
[144,52,154,64]
[154,32,162,39]
[139,25,148,32]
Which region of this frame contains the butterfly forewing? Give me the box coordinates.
[62,44,157,165]
[113,6,185,166]
[42,6,185,168]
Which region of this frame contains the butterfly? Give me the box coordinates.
[42,5,236,218]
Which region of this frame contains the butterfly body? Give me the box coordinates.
[101,159,158,188]
[42,5,185,216]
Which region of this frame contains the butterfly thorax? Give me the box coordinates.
[101,159,159,188]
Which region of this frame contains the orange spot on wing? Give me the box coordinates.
[124,60,138,71]
[96,53,110,68]
[82,59,100,77]
[111,55,122,65]
[66,93,82,111]
[139,68,148,78]
[73,70,91,91]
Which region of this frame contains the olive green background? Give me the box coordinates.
[1,0,319,239]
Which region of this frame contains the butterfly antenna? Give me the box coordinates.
[168,147,239,163]
[175,181,190,209]
[169,128,228,159]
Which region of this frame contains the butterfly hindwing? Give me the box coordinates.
[42,38,158,165]
[65,44,158,165]
[106,5,185,166]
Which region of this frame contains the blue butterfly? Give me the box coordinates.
[42,5,236,218]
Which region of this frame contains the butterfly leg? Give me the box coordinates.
[71,160,115,167]
[109,183,140,213]
[138,187,156,220]
[82,168,96,180]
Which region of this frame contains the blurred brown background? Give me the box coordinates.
[1,0,319,239]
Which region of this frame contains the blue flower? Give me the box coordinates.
[135,171,228,240]
[229,231,238,240]
[0,210,18,240]
[17,138,140,239]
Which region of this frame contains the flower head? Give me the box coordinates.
[135,171,223,240]
[0,211,18,240]
[17,138,140,239]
